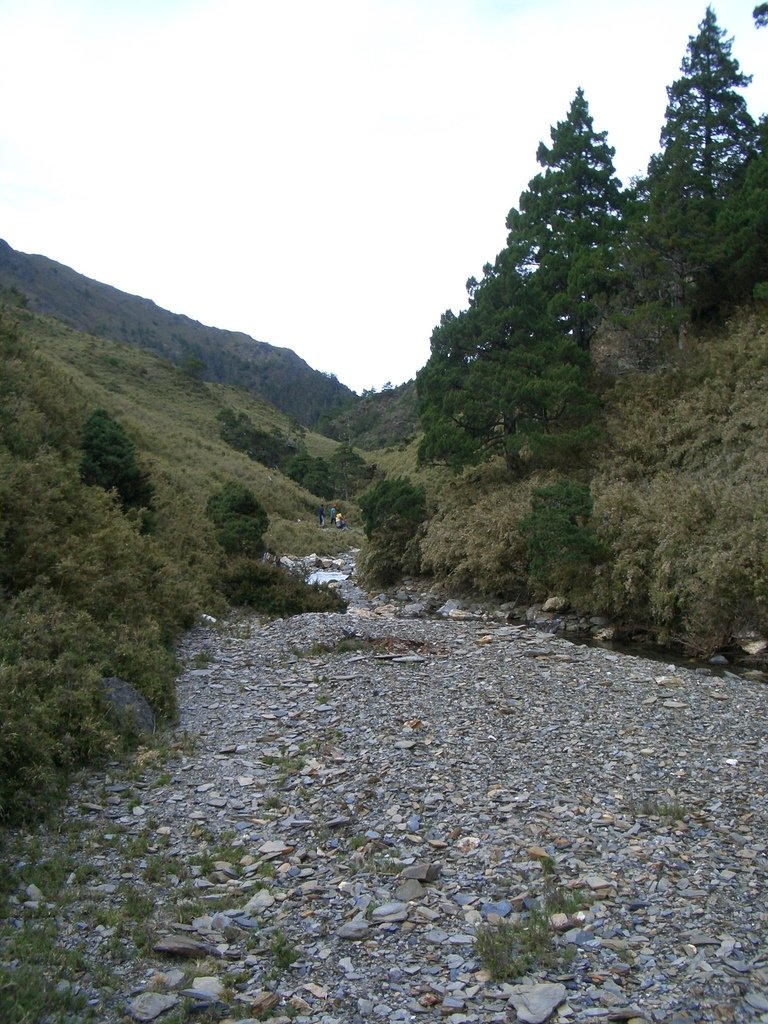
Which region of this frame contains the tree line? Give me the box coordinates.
[416,6,767,477]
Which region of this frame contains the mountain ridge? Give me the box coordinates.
[0,238,353,426]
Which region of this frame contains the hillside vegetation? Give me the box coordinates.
[0,304,358,822]
[395,315,768,650]
[359,9,768,662]
[320,380,420,450]
[3,7,768,827]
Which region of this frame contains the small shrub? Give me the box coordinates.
[419,472,533,597]
[474,910,556,981]
[79,408,154,516]
[357,476,427,587]
[358,476,426,540]
[219,559,346,615]
[206,482,269,557]
[520,478,604,600]
[269,928,299,970]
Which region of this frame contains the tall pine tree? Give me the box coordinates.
[417,89,616,475]
[506,87,625,349]
[641,6,756,316]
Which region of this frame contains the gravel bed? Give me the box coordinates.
[3,594,768,1024]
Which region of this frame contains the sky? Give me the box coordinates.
[0,1,766,394]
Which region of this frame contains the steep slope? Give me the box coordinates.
[0,303,354,821]
[0,239,353,426]
[319,379,420,449]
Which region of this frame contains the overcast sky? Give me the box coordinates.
[1,0,765,394]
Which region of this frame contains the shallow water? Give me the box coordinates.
[306,569,348,585]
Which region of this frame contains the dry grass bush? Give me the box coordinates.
[400,313,768,655]
[357,518,425,587]
[592,314,768,652]
[419,465,536,598]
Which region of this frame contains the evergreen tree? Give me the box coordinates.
[417,270,598,476]
[328,442,373,500]
[79,409,154,515]
[715,119,768,306]
[641,7,756,315]
[417,90,611,476]
[507,87,625,349]
[205,482,268,557]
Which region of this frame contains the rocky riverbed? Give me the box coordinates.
[3,567,768,1024]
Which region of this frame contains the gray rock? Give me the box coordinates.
[127,992,179,1021]
[337,918,370,939]
[101,676,155,734]
[401,603,426,618]
[508,982,566,1023]
[394,878,425,901]
[152,935,219,957]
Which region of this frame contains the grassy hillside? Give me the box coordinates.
[22,309,348,549]
[590,315,768,654]
[0,304,357,822]
[0,239,354,426]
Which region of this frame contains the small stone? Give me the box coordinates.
[338,918,370,939]
[508,981,566,1023]
[151,969,185,990]
[244,889,275,913]
[481,900,513,918]
[582,874,615,891]
[258,840,293,858]
[401,862,442,882]
[190,976,224,998]
[153,936,219,958]
[745,991,768,1012]
[371,901,409,921]
[128,992,179,1021]
[395,878,426,901]
[244,991,280,1014]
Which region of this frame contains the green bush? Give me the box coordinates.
[419,473,533,598]
[0,318,211,822]
[217,407,293,467]
[520,478,605,599]
[0,593,118,821]
[358,476,426,540]
[79,408,154,515]
[357,476,427,587]
[286,448,335,498]
[219,559,346,615]
[206,481,269,557]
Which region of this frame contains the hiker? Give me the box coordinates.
[317,504,325,527]
[329,505,336,527]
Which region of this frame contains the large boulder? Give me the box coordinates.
[101,677,155,734]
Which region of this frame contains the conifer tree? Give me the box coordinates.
[641,6,756,314]
[417,90,613,475]
[506,87,625,349]
[79,409,154,515]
